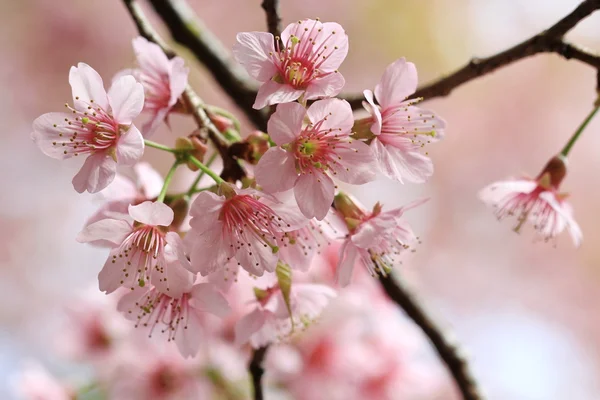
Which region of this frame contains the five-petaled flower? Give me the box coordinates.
[359,58,446,183]
[78,201,192,296]
[479,155,582,246]
[32,63,145,193]
[256,98,376,220]
[233,18,348,109]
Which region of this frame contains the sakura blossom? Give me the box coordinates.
[31,62,145,193]
[118,281,231,358]
[233,18,348,109]
[10,362,75,400]
[234,281,336,348]
[187,184,307,277]
[358,58,446,183]
[479,155,582,246]
[125,36,189,136]
[77,201,192,296]
[255,99,376,220]
[333,193,426,287]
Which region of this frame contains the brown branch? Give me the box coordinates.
[122,0,245,182]
[379,274,482,400]
[249,346,268,400]
[145,0,268,131]
[261,0,282,38]
[344,0,600,109]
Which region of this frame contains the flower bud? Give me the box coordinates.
[186,135,209,171]
[333,192,366,229]
[246,131,270,164]
[537,155,567,189]
[209,113,234,133]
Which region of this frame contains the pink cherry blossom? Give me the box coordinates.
[77,201,192,296]
[335,195,427,287]
[31,62,145,193]
[255,99,376,220]
[233,19,348,109]
[127,36,189,136]
[11,362,74,400]
[479,156,582,246]
[360,58,446,183]
[117,281,231,358]
[187,184,307,277]
[234,282,336,348]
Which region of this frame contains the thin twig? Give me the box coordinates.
[343,0,600,108]
[379,274,482,400]
[249,346,268,400]
[261,0,282,38]
[122,0,246,182]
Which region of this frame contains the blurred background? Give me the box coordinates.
[1,0,600,399]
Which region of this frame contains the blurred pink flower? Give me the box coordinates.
[233,19,348,109]
[256,99,376,220]
[188,185,306,277]
[125,36,189,136]
[77,201,192,296]
[479,156,582,246]
[118,282,230,358]
[361,58,445,183]
[234,282,336,348]
[11,362,74,400]
[31,62,145,193]
[335,194,426,286]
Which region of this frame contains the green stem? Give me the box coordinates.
[188,152,218,195]
[144,139,178,153]
[157,162,180,202]
[188,155,225,185]
[561,103,600,156]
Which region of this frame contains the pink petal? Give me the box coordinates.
[98,248,131,293]
[117,285,151,319]
[76,219,132,245]
[141,107,169,138]
[363,90,382,135]
[116,124,144,165]
[108,75,145,125]
[31,112,77,160]
[267,102,305,145]
[236,235,279,275]
[175,308,204,358]
[72,153,117,194]
[255,147,297,193]
[189,224,232,276]
[168,57,189,106]
[260,192,309,232]
[381,144,433,183]
[253,80,303,109]
[128,201,173,226]
[279,236,314,271]
[538,192,583,247]
[151,232,194,297]
[69,63,108,111]
[331,139,376,184]
[134,162,164,199]
[189,191,225,234]
[315,22,349,71]
[306,98,353,133]
[189,283,231,317]
[479,179,538,206]
[233,32,277,82]
[294,171,335,220]
[371,138,402,182]
[303,72,345,102]
[234,308,267,346]
[99,174,138,202]
[132,36,171,76]
[375,58,418,109]
[336,240,358,287]
[351,220,389,249]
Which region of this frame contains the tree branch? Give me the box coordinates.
[379,274,482,400]
[344,0,600,108]
[261,0,282,38]
[122,0,246,182]
[249,346,268,400]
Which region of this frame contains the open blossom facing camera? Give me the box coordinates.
[256,99,376,220]
[78,201,192,296]
[334,193,426,287]
[233,18,348,109]
[126,37,189,136]
[358,58,445,183]
[32,63,145,193]
[479,155,582,246]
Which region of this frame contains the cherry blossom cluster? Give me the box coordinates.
[28,16,585,372]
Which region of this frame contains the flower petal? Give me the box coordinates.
[116,124,144,165]
[336,240,358,287]
[189,224,232,276]
[294,171,335,220]
[168,57,189,106]
[303,72,346,102]
[76,218,132,246]
[72,153,117,194]
[331,139,376,184]
[128,201,174,226]
[363,90,382,135]
[134,162,164,199]
[233,32,277,82]
[254,80,303,109]
[175,308,204,358]
[374,58,418,109]
[189,191,225,234]
[189,283,231,318]
[236,235,279,275]
[306,98,353,133]
[69,63,109,111]
[267,102,305,145]
[108,75,145,125]
[234,308,267,346]
[98,248,131,293]
[132,36,171,77]
[31,112,77,160]
[255,147,297,193]
[381,144,433,183]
